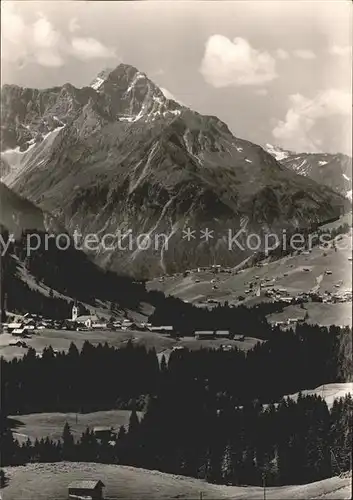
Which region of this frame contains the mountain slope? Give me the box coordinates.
[265,144,352,200]
[3,463,352,500]
[1,225,149,321]
[1,65,349,277]
[0,182,60,237]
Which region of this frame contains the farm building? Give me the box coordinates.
[75,315,99,328]
[6,322,23,332]
[215,330,231,339]
[68,480,105,499]
[280,297,293,303]
[195,330,214,340]
[149,325,174,334]
[93,427,116,441]
[12,328,30,337]
[91,323,108,330]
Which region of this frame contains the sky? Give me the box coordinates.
[1,0,352,156]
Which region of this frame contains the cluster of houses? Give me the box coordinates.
[158,264,234,283]
[273,317,306,328]
[185,264,233,275]
[296,288,352,304]
[2,313,48,337]
[194,330,244,340]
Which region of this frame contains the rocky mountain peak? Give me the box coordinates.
[88,63,180,123]
[1,63,349,277]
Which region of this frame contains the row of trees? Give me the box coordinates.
[2,394,352,486]
[148,291,287,339]
[2,323,350,415]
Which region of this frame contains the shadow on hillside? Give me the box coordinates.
[0,468,9,489]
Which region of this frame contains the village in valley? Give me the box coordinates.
[1,1,352,498]
[2,214,352,358]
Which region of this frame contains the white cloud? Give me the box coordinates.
[69,17,80,33]
[31,13,64,66]
[1,2,25,44]
[272,89,352,153]
[35,49,64,68]
[292,49,316,60]
[200,35,277,87]
[275,49,289,60]
[1,3,117,68]
[328,45,352,56]
[71,37,117,60]
[33,14,60,49]
[1,2,28,62]
[254,88,268,96]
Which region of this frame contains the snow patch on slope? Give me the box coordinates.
[265,143,289,161]
[91,78,105,90]
[3,123,65,186]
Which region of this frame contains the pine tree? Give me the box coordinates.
[221,443,233,483]
[78,427,98,462]
[128,410,140,436]
[160,355,167,375]
[62,422,75,460]
[0,418,20,466]
[0,469,6,488]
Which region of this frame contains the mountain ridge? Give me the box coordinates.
[1,64,349,277]
[264,143,352,200]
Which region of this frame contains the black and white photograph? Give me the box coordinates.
[0,1,352,498]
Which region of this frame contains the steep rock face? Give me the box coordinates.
[265,144,352,201]
[0,65,349,277]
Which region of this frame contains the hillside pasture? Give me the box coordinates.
[0,328,261,361]
[2,462,351,499]
[9,410,142,444]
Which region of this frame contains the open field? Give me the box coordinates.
[9,410,143,444]
[148,228,352,328]
[267,302,353,328]
[286,383,352,409]
[2,462,351,499]
[0,329,261,361]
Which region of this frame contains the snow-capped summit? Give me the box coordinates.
[87,63,182,123]
[265,143,352,200]
[89,67,114,91]
[264,143,291,161]
[0,63,349,277]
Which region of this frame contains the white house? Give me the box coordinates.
[149,325,174,334]
[215,330,231,339]
[7,322,23,332]
[76,315,99,328]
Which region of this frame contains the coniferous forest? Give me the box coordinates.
[1,324,352,486]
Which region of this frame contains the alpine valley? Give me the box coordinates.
[1,64,350,278]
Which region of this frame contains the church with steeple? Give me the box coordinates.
[72,301,79,321]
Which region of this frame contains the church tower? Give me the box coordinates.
[72,301,78,321]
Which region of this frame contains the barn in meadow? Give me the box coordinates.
[68,479,105,499]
